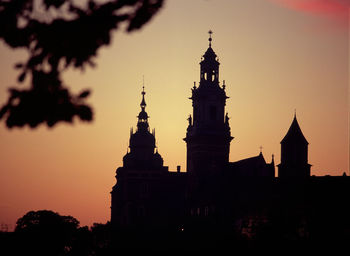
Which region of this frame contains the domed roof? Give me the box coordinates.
[138,109,148,120]
[152,149,164,167]
[130,129,155,148]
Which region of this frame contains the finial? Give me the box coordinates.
[140,86,146,109]
[294,109,296,118]
[188,114,192,126]
[193,81,196,89]
[259,145,263,154]
[272,154,275,163]
[142,76,146,96]
[208,30,213,47]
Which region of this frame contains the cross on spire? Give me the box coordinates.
[208,30,213,47]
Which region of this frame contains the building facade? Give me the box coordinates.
[110,33,349,239]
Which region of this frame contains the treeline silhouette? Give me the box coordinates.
[0,209,349,255]
[0,210,112,256]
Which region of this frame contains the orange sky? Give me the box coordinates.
[0,0,349,230]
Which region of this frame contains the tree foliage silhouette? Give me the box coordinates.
[15,210,81,255]
[0,0,164,128]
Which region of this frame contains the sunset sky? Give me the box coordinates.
[0,0,349,230]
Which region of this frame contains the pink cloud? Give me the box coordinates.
[268,0,349,25]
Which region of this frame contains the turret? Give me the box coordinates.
[111,87,166,227]
[123,87,163,168]
[278,113,311,178]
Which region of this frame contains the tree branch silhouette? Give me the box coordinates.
[0,0,164,128]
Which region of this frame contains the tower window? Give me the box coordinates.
[211,71,216,81]
[210,106,217,120]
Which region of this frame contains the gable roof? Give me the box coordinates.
[230,153,266,169]
[226,152,275,177]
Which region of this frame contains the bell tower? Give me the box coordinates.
[184,31,233,174]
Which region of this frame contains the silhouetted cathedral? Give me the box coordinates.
[111,32,350,240]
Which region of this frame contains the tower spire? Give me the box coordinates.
[200,30,219,85]
[140,85,146,109]
[208,30,213,47]
[137,86,149,131]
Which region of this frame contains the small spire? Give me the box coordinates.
[259,145,263,154]
[140,86,146,109]
[271,154,275,163]
[294,109,297,118]
[137,86,149,131]
[208,30,213,47]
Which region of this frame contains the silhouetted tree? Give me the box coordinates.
[0,0,164,128]
[14,210,81,255]
[90,222,113,255]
